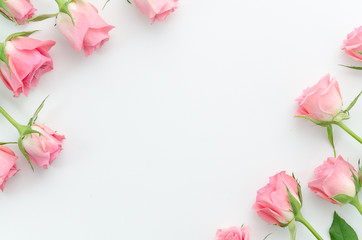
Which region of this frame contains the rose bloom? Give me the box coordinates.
[1,0,36,24]
[308,155,358,205]
[0,146,19,191]
[295,74,342,122]
[22,124,65,169]
[342,26,362,61]
[0,37,55,97]
[134,0,178,23]
[215,226,250,240]
[56,0,114,56]
[253,171,301,226]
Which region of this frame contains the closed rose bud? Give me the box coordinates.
[0,0,36,24]
[56,0,114,57]
[253,171,301,226]
[0,146,18,191]
[0,37,55,97]
[134,0,178,23]
[215,226,250,240]
[342,26,362,61]
[295,74,343,122]
[308,155,359,205]
[22,124,65,169]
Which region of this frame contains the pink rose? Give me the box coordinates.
[56,0,114,57]
[308,155,359,205]
[1,0,36,24]
[134,0,178,23]
[342,26,362,61]
[253,171,301,226]
[295,74,342,122]
[0,37,55,97]
[22,124,65,169]
[0,146,19,191]
[215,226,250,240]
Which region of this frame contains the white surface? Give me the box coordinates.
[1,0,362,239]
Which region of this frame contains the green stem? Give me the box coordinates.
[0,106,26,134]
[295,213,323,240]
[350,195,362,215]
[335,122,362,144]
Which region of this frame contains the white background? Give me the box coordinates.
[1,0,362,239]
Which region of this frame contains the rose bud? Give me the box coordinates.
[215,226,250,240]
[55,0,114,57]
[0,0,36,24]
[342,26,362,61]
[22,124,65,169]
[308,156,362,214]
[0,146,19,191]
[295,74,342,122]
[134,0,178,23]
[253,171,301,226]
[0,36,55,97]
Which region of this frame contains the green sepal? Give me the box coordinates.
[359,160,361,185]
[343,91,362,113]
[295,115,331,126]
[28,96,48,126]
[0,141,16,145]
[0,42,10,74]
[329,212,358,240]
[292,173,303,206]
[351,169,361,193]
[332,194,354,205]
[286,185,301,216]
[23,129,42,136]
[17,137,34,171]
[327,125,336,157]
[55,0,75,25]
[287,219,296,240]
[262,233,272,240]
[6,30,39,42]
[0,0,15,22]
[0,7,12,21]
[340,64,362,70]
[332,112,350,122]
[20,13,58,24]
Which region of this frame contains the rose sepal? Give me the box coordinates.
[287,219,297,240]
[5,30,39,42]
[55,0,75,25]
[20,13,58,24]
[0,0,15,22]
[340,64,362,70]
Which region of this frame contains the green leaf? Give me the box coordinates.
[329,212,358,240]
[288,219,296,240]
[0,0,15,22]
[340,64,362,70]
[327,125,336,157]
[0,42,10,75]
[28,96,48,126]
[6,30,39,42]
[333,194,354,205]
[20,13,58,24]
[17,137,34,171]
[295,115,331,126]
[343,91,362,114]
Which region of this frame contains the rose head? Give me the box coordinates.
[295,74,342,122]
[253,171,301,226]
[1,0,36,24]
[56,0,114,57]
[0,146,18,191]
[342,26,362,61]
[0,37,55,97]
[22,124,65,169]
[308,155,359,205]
[134,0,178,23]
[215,226,250,240]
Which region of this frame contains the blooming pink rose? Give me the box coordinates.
[56,0,114,57]
[215,226,250,240]
[308,155,359,205]
[22,124,65,169]
[342,26,362,61]
[134,0,178,23]
[295,74,342,122]
[0,37,55,97]
[0,146,19,191]
[1,0,36,24]
[253,171,300,226]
